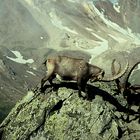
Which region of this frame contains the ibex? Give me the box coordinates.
[41,55,128,97]
[112,60,140,122]
[111,60,140,95]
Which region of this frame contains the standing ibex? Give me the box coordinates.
[112,60,140,122]
[111,60,140,95]
[121,62,140,122]
[41,55,128,97]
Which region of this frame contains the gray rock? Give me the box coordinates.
[1,82,139,140]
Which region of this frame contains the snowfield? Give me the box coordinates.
[6,50,34,64]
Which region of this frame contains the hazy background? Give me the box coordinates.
[0,0,140,122]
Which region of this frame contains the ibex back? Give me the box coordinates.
[41,55,128,97]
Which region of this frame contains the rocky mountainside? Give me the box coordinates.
[0,82,140,140]
[94,0,140,33]
[0,0,140,139]
[119,0,140,33]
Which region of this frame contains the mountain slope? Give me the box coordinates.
[0,83,140,140]
[0,0,140,123]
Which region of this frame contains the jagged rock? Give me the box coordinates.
[119,0,140,33]
[0,0,140,139]
[0,82,139,140]
[0,0,140,126]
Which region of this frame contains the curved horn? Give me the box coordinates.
[101,60,129,82]
[124,61,140,89]
[111,59,122,75]
[111,59,116,76]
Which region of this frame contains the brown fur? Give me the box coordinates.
[41,56,128,97]
[41,56,104,97]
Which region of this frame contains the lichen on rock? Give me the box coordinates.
[0,83,140,140]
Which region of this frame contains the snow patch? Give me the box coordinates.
[26,70,36,76]
[89,2,139,39]
[108,34,126,43]
[138,64,140,70]
[85,27,93,32]
[49,9,78,34]
[113,3,120,13]
[32,67,37,70]
[24,0,33,6]
[67,0,76,3]
[40,36,44,39]
[6,50,34,64]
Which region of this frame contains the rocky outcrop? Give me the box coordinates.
[119,0,140,33]
[94,0,140,33]
[0,82,140,140]
[0,0,140,138]
[94,0,125,28]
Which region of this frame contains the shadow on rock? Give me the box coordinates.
[42,82,138,116]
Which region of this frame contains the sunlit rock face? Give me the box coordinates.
[119,0,140,33]
[0,1,140,140]
[94,0,140,33]
[94,0,125,28]
[0,0,140,124]
[0,85,140,140]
